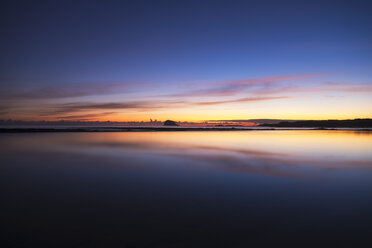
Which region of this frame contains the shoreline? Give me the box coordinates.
[1,127,372,133]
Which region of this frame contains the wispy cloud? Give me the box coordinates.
[5,73,371,103]
[192,73,330,87]
[56,112,117,120]
[40,100,187,116]
[2,73,328,100]
[40,96,290,117]
[4,82,150,100]
[3,72,371,121]
[163,84,247,98]
[193,96,290,106]
[253,82,372,95]
[163,73,330,98]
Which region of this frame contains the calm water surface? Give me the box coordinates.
[2,131,372,247]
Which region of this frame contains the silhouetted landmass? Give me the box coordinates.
[0,119,194,126]
[0,127,255,133]
[209,119,301,124]
[1,126,372,133]
[214,124,244,127]
[0,119,164,126]
[1,119,372,132]
[260,118,372,128]
[163,120,179,126]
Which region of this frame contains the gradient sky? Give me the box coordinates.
[1,0,371,122]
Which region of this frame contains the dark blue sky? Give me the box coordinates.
[1,0,371,121]
[1,0,371,85]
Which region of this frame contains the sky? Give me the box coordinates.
[0,0,371,122]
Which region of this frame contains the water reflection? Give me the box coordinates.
[1,131,372,247]
[3,131,372,178]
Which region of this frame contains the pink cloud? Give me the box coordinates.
[193,96,290,106]
[253,82,372,95]
[189,73,330,87]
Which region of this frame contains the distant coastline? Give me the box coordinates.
[1,126,372,133]
[1,118,371,132]
[260,118,372,128]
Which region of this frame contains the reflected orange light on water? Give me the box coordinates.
[89,130,372,156]
[6,130,370,175]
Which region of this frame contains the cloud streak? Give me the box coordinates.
[2,73,328,101]
[56,112,117,120]
[4,82,150,100]
[253,82,372,95]
[162,73,331,98]
[193,73,330,86]
[193,96,290,106]
[40,96,290,117]
[41,100,187,116]
[3,72,372,121]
